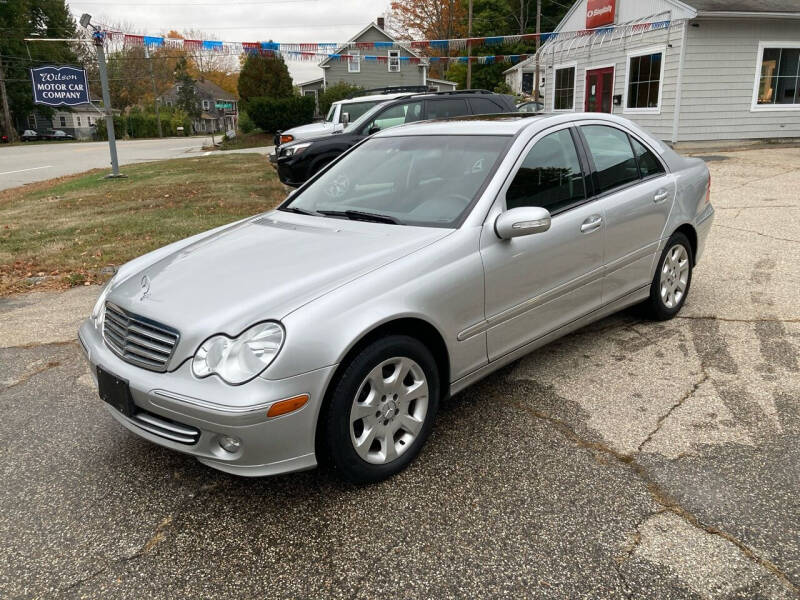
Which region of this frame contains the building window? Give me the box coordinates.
[27,114,36,129]
[77,116,81,127]
[59,115,66,127]
[388,50,400,72]
[348,49,361,73]
[553,65,576,111]
[202,99,210,111]
[625,48,664,112]
[754,43,800,109]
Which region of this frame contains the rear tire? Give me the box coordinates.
[323,335,439,484]
[642,232,693,321]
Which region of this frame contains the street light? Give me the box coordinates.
[79,14,123,178]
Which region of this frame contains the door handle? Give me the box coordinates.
[580,215,603,233]
[654,189,670,203]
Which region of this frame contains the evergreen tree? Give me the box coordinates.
[237,51,293,104]
[174,57,200,118]
[0,0,82,136]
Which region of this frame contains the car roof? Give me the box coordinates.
[375,111,654,137]
[337,92,414,105]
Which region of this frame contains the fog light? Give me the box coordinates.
[218,435,242,453]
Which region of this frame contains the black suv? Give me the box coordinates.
[275,90,516,187]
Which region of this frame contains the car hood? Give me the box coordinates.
[284,121,337,140]
[107,212,451,366]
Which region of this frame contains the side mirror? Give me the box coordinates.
[494,206,551,239]
[341,112,350,126]
[368,125,381,135]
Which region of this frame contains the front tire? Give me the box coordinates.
[323,335,440,484]
[642,232,693,321]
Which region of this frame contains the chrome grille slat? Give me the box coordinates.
[103,302,179,373]
[130,411,199,444]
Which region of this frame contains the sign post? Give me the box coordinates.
[93,33,122,177]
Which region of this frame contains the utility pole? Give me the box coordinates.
[534,0,542,101]
[0,59,16,142]
[144,45,163,138]
[466,0,473,89]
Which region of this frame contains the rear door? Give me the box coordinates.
[577,123,674,303]
[480,125,605,361]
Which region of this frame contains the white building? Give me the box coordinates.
[504,0,800,144]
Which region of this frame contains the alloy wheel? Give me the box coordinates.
[349,357,429,465]
[660,244,690,309]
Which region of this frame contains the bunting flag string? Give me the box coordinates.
[105,20,671,62]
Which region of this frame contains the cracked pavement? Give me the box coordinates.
[1,146,799,599]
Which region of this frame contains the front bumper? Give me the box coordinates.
[276,156,307,187]
[78,319,336,477]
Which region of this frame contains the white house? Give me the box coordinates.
[504,0,800,143]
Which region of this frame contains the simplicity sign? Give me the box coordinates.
[30,66,90,106]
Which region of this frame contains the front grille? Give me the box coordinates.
[103,302,179,372]
[131,409,200,445]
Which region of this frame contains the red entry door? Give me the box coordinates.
[585,67,614,113]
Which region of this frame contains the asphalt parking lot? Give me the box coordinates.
[1,146,798,599]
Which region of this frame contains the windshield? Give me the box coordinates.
[282,135,510,228]
[325,104,336,122]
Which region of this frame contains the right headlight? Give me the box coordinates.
[91,275,117,331]
[192,321,285,385]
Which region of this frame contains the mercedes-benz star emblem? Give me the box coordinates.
[140,275,151,301]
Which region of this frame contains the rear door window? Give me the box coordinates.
[630,137,665,178]
[506,129,587,214]
[469,98,505,114]
[580,125,640,193]
[426,99,470,119]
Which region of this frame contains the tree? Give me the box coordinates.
[174,57,200,118]
[237,52,293,104]
[0,0,82,137]
[389,0,467,40]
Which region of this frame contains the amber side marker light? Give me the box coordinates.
[267,394,309,418]
[279,134,294,144]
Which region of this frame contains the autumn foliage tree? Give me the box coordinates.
[389,0,467,40]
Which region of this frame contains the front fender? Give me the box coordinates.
[263,227,487,384]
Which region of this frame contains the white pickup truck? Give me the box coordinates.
[272,90,423,152]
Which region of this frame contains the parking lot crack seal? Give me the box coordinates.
[712,224,800,245]
[509,395,800,595]
[637,371,709,454]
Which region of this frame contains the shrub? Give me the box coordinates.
[238,110,257,134]
[318,82,362,117]
[245,96,315,133]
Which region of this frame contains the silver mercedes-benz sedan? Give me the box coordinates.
[79,113,713,483]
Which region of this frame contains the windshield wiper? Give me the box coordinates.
[282,206,318,216]
[317,210,401,225]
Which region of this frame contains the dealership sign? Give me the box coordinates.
[30,66,90,106]
[586,0,616,29]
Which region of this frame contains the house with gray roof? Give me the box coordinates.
[504,0,800,144]
[298,18,457,110]
[159,79,238,135]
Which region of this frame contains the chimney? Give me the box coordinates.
[377,17,385,30]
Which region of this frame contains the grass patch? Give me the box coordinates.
[216,131,274,151]
[0,153,286,295]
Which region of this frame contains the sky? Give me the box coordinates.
[67,0,394,84]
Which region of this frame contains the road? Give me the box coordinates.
[0,147,798,599]
[0,137,214,191]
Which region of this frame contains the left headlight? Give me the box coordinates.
[281,142,311,157]
[192,321,285,385]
